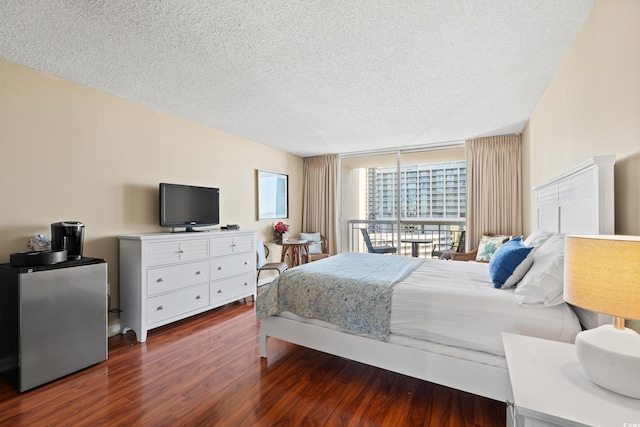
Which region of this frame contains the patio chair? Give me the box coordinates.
[431,231,466,259]
[360,228,397,255]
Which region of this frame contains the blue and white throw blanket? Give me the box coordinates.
[256,252,424,340]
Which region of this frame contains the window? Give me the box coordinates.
[340,147,466,255]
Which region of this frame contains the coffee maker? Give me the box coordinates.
[51,221,85,260]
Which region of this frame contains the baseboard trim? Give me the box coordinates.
[108,320,121,337]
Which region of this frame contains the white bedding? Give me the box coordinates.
[390,258,582,356]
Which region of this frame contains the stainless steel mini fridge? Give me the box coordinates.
[0,258,107,392]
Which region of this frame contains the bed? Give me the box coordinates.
[257,155,615,402]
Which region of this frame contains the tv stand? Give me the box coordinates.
[168,225,213,232]
[118,229,256,342]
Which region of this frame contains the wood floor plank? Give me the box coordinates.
[0,301,506,426]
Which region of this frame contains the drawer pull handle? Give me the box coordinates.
[217,266,223,270]
[196,271,202,275]
[157,305,165,311]
[178,250,184,254]
[231,243,237,247]
[244,282,249,286]
[244,261,248,265]
[196,295,202,300]
[217,289,223,294]
[157,278,165,283]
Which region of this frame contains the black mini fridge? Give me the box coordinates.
[0,258,107,392]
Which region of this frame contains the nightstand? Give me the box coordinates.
[502,332,640,427]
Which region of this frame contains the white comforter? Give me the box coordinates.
[391,259,581,356]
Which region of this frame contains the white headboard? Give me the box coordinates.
[533,155,615,329]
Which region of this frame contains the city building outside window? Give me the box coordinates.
[366,161,466,221]
[340,151,466,255]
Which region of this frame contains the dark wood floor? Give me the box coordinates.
[0,300,506,426]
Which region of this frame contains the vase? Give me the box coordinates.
[274,231,289,243]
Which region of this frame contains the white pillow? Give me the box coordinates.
[523,230,555,247]
[515,234,566,306]
[300,232,322,254]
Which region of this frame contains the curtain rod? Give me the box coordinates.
[338,140,465,159]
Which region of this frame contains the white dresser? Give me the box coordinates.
[119,230,256,342]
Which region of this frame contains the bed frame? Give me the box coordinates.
[532,155,615,329]
[259,155,615,402]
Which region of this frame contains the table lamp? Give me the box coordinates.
[564,235,640,399]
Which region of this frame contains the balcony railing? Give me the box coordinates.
[347,218,466,258]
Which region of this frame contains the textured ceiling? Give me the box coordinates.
[0,1,594,157]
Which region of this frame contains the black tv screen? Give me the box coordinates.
[159,183,220,231]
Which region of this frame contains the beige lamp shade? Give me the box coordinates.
[564,235,640,320]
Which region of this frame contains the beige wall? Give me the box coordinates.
[0,59,303,331]
[522,0,640,236]
[522,0,640,331]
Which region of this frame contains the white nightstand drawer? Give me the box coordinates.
[147,284,209,325]
[211,273,254,304]
[211,254,253,280]
[147,261,210,296]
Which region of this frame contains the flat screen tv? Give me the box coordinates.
[159,183,220,232]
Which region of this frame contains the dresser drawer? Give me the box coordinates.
[211,253,254,280]
[147,239,209,266]
[211,272,254,304]
[147,284,209,325]
[210,234,253,256]
[147,260,210,296]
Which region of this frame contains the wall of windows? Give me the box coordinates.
[339,146,466,254]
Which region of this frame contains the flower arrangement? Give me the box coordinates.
[273,221,289,241]
[273,221,289,233]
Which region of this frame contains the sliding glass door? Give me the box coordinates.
[398,150,466,257]
[340,153,398,255]
[340,147,466,257]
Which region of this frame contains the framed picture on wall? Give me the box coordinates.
[257,170,289,221]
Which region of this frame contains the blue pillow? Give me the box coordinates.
[488,237,535,289]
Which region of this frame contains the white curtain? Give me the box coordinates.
[302,155,338,255]
[466,135,523,250]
